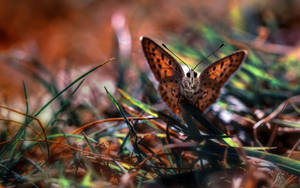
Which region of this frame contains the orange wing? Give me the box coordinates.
[158,78,181,114]
[141,37,184,114]
[141,37,184,82]
[196,50,247,111]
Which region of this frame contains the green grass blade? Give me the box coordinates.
[245,149,300,176]
[34,59,112,117]
[118,88,158,117]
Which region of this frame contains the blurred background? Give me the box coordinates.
[1,0,300,103]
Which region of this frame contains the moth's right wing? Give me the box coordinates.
[141,37,184,114]
[141,37,184,81]
[158,78,181,114]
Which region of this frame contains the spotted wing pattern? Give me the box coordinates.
[196,50,247,111]
[141,37,184,81]
[158,78,181,114]
[141,37,184,114]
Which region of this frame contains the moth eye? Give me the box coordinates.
[194,72,197,77]
[187,72,190,78]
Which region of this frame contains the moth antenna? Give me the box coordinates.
[192,43,224,71]
[162,43,191,71]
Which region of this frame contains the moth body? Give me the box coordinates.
[180,70,201,100]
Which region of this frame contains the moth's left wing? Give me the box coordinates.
[196,50,247,111]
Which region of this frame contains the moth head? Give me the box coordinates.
[186,70,197,78]
[181,69,200,96]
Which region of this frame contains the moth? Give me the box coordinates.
[141,36,247,114]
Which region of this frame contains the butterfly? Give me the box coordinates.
[141,36,247,114]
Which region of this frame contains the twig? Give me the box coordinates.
[253,95,300,147]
